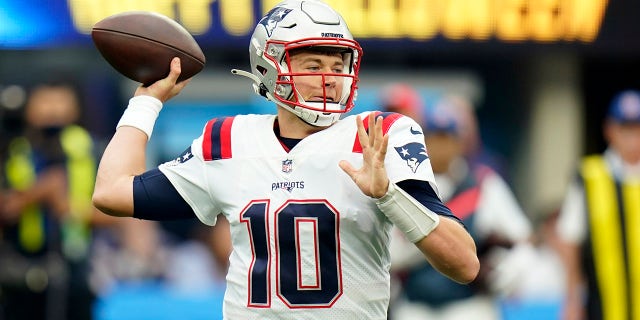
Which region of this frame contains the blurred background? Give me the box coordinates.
[1,0,638,319]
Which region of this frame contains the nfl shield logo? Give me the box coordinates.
[282,159,293,173]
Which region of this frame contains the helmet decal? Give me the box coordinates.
[259,7,293,37]
[321,32,344,38]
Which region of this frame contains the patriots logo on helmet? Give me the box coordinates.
[259,7,293,37]
[394,142,429,173]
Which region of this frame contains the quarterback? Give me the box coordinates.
[92,1,479,319]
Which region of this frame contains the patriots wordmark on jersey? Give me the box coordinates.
[159,111,437,319]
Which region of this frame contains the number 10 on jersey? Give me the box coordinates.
[240,199,343,308]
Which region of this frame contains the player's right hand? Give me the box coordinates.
[339,114,390,199]
[135,57,190,102]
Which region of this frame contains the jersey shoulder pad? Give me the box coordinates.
[201,116,236,161]
[352,111,403,153]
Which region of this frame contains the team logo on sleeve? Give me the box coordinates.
[394,142,429,173]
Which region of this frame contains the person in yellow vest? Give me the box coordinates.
[0,81,97,320]
[556,89,640,320]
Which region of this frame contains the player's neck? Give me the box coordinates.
[273,120,301,151]
[275,108,324,139]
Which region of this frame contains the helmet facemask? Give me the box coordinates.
[263,39,361,126]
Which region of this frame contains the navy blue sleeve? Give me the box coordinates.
[132,168,197,220]
[396,179,462,224]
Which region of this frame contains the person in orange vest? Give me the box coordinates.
[556,89,640,320]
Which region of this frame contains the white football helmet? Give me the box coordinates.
[232,0,362,127]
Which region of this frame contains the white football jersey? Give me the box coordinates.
[159,111,437,320]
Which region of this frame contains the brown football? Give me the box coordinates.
[92,11,206,86]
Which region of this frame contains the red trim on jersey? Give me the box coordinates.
[352,112,402,153]
[220,117,234,159]
[202,118,216,161]
[295,218,321,289]
[202,117,235,161]
[278,140,291,153]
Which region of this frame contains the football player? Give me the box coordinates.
[92,1,479,319]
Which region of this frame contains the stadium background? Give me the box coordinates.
[1,0,639,319]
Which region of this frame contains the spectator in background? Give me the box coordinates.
[556,89,640,320]
[379,82,425,126]
[0,81,229,320]
[0,81,96,320]
[89,215,232,297]
[442,94,509,180]
[387,97,534,320]
[89,219,171,293]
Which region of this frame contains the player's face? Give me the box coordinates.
[26,86,79,128]
[288,51,345,104]
[606,122,640,165]
[425,133,463,174]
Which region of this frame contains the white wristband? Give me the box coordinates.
[376,182,440,243]
[116,95,163,140]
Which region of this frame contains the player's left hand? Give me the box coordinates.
[339,114,390,198]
